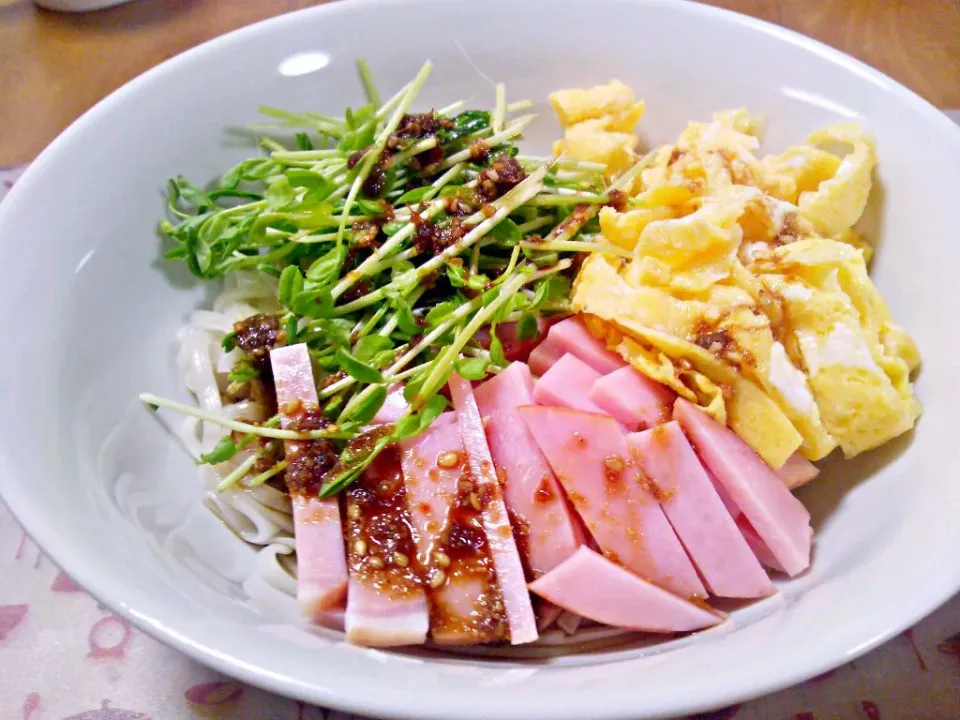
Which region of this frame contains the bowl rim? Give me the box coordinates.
[1,0,959,718]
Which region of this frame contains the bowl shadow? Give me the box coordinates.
[797,427,915,532]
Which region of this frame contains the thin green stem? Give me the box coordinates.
[334,167,546,315]
[492,83,506,133]
[357,58,381,108]
[519,239,632,258]
[217,452,261,492]
[438,114,535,170]
[506,99,533,113]
[248,459,290,487]
[414,270,529,405]
[528,193,609,206]
[390,137,438,166]
[330,165,466,299]
[337,61,433,247]
[517,216,555,234]
[140,394,353,440]
[438,100,465,116]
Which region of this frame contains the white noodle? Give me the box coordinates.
[175,271,634,652]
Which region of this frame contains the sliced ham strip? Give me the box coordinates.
[449,373,539,645]
[270,344,348,616]
[344,448,429,646]
[290,498,348,615]
[344,578,428,646]
[533,353,608,415]
[398,413,462,565]
[372,383,408,425]
[546,316,626,374]
[519,405,706,599]
[591,366,676,431]
[628,423,775,598]
[475,361,584,632]
[474,362,584,577]
[738,517,786,572]
[398,412,510,645]
[556,611,582,635]
[529,547,721,633]
[776,451,821,489]
[475,318,550,363]
[707,466,787,573]
[528,340,565,378]
[528,316,626,377]
[537,602,565,631]
[674,398,812,577]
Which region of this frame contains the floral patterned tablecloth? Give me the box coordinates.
[1,143,959,720]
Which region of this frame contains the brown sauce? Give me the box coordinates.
[232,313,281,377]
[426,466,508,644]
[283,404,338,498]
[411,213,474,256]
[476,155,526,203]
[345,446,422,599]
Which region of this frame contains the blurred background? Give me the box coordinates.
[0,0,958,166]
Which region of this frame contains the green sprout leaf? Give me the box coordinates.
[199,435,238,465]
[335,348,384,384]
[456,356,490,380]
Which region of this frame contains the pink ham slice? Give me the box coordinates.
[533,353,608,415]
[474,362,584,577]
[519,405,706,599]
[627,423,774,598]
[591,366,676,431]
[776,451,820,489]
[398,412,509,645]
[674,398,812,577]
[475,318,551,363]
[709,470,787,573]
[475,362,584,631]
[344,448,428,646]
[449,373,539,645]
[528,315,625,377]
[529,547,721,633]
[528,341,565,378]
[372,383,407,425]
[398,412,462,565]
[270,344,348,616]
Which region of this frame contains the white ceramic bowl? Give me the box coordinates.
[1,1,959,718]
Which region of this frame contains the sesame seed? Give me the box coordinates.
[496,467,508,486]
[279,400,301,415]
[368,556,385,570]
[469,493,482,511]
[353,539,367,556]
[393,552,409,567]
[437,451,461,469]
[604,455,625,473]
[435,551,451,568]
[225,381,248,398]
[347,504,361,520]
[429,569,447,588]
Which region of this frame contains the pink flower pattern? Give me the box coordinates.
[1,161,959,718]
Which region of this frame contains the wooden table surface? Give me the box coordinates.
[1,0,958,166]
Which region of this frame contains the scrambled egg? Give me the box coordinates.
[547,82,921,467]
[550,80,645,175]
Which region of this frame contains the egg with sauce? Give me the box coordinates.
[554,81,920,465]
